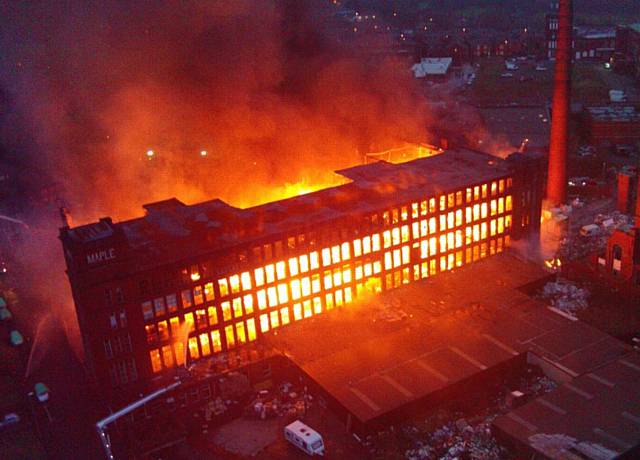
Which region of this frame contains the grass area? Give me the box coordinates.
[470,58,617,106]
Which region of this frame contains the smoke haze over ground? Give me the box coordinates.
[0,0,430,224]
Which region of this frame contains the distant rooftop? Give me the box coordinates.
[411,57,453,78]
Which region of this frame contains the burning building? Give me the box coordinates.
[60,148,544,398]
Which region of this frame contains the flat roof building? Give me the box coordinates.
[60,148,544,400]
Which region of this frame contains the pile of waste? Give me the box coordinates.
[404,416,505,460]
[247,382,314,420]
[540,280,589,314]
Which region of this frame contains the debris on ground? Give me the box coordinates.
[540,279,589,314]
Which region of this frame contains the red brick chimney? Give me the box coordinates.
[547,0,573,205]
[617,172,632,213]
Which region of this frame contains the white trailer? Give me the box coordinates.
[284,420,325,456]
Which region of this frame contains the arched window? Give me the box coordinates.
[612,245,622,261]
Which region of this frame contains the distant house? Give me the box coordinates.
[411,57,452,80]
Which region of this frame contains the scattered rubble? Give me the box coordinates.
[540,280,589,314]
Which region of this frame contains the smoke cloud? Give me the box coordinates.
[1,0,430,223]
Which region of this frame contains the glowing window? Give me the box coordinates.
[267,287,278,307]
[161,345,174,368]
[303,300,313,317]
[323,270,333,290]
[401,206,408,221]
[195,310,206,330]
[373,261,382,274]
[402,246,410,265]
[364,262,372,277]
[225,325,235,348]
[200,333,211,356]
[473,225,480,242]
[491,181,497,196]
[232,298,243,318]
[439,195,446,211]
[246,319,257,342]
[174,342,185,366]
[309,251,320,270]
[481,222,488,239]
[447,212,454,229]
[265,264,275,283]
[420,240,428,259]
[221,302,232,322]
[299,255,309,273]
[276,261,286,280]
[474,186,480,200]
[363,236,371,254]
[277,283,288,304]
[331,245,342,264]
[465,226,472,244]
[293,303,302,320]
[498,197,504,214]
[466,207,472,223]
[412,203,419,218]
[466,188,473,202]
[235,322,246,344]
[490,220,497,236]
[505,215,512,229]
[333,269,342,286]
[211,330,222,352]
[229,275,240,294]
[260,314,269,332]
[240,272,252,291]
[481,184,488,198]
[412,222,419,240]
[456,230,463,248]
[392,228,400,245]
[383,230,391,248]
[353,239,362,257]
[355,263,363,280]
[291,279,301,300]
[448,253,455,270]
[430,237,437,257]
[325,294,334,310]
[384,252,392,270]
[257,290,267,310]
[301,277,311,296]
[322,248,331,266]
[243,294,254,315]
[313,297,322,314]
[254,268,265,287]
[150,349,162,373]
[481,203,488,219]
[473,204,480,221]
[218,279,229,297]
[419,220,427,237]
[341,242,350,260]
[447,193,455,208]
[440,256,447,272]
[207,306,218,326]
[506,195,512,211]
[369,234,379,252]
[440,215,447,231]
[429,217,437,234]
[428,198,435,213]
[401,225,409,243]
[491,200,497,216]
[455,210,463,227]
[204,283,215,301]
[188,337,199,359]
[456,191,463,206]
[335,290,344,307]
[498,217,504,234]
[270,310,280,328]
[169,316,180,335]
[343,267,352,284]
[499,179,505,193]
[439,235,447,253]
[280,307,290,325]
[421,200,428,215]
[392,208,399,224]
[393,249,401,268]
[311,274,321,293]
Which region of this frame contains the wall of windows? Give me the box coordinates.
[145,178,513,373]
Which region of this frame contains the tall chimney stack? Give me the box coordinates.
[547,0,573,205]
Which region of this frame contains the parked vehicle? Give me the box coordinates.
[0,413,20,429]
[284,420,325,456]
[35,383,50,402]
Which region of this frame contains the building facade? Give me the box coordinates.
[60,149,544,399]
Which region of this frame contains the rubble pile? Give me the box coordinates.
[540,280,589,314]
[404,416,505,460]
[246,382,313,420]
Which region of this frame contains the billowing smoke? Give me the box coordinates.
[1,0,430,223]
[0,1,430,362]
